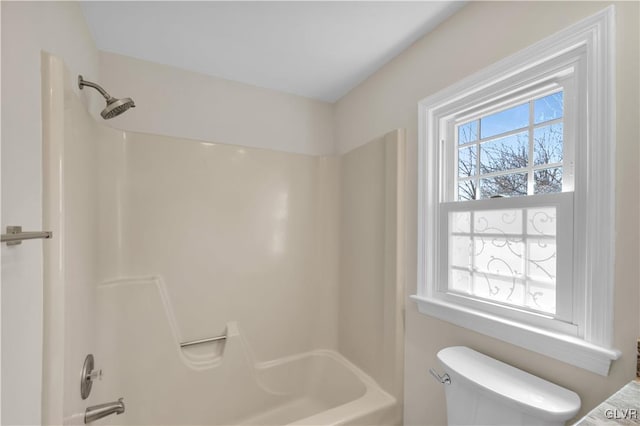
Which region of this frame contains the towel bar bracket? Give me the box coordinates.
[1,226,52,246]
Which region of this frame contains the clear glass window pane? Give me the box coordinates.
[534,92,563,124]
[458,181,477,201]
[480,132,528,174]
[534,167,562,194]
[480,103,529,139]
[458,120,478,144]
[534,123,563,165]
[458,146,476,177]
[480,173,528,199]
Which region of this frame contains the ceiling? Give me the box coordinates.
[81,1,465,102]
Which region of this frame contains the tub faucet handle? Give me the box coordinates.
[429,368,451,385]
[87,368,102,381]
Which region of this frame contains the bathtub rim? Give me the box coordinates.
[256,349,397,426]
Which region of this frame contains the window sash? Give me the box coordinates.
[436,192,575,333]
[445,82,574,203]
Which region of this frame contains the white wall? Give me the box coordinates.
[39,59,342,420]
[334,1,639,424]
[1,2,100,424]
[338,130,405,407]
[111,132,340,361]
[98,52,335,156]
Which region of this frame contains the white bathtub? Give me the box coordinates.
[242,350,397,426]
[93,278,397,426]
[98,348,396,425]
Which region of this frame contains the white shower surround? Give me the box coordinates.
[41,52,404,425]
[94,276,395,425]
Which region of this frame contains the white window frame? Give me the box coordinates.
[412,7,620,376]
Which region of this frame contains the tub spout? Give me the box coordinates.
[84,397,125,423]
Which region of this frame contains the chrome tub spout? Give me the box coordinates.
[84,398,125,423]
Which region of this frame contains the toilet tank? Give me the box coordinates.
[437,347,581,426]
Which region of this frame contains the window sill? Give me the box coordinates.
[410,294,620,376]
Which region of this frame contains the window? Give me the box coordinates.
[413,7,619,376]
[439,87,576,335]
[456,91,565,201]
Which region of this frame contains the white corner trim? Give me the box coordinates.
[415,6,618,374]
[411,295,620,376]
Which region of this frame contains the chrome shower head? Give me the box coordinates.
[101,97,135,119]
[78,75,135,120]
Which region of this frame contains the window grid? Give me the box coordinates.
[455,92,564,201]
[447,206,558,315]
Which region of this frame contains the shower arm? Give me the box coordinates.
[78,76,112,100]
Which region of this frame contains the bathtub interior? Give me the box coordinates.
[42,53,404,425]
[93,277,394,425]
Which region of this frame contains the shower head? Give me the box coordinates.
[78,75,135,119]
[101,97,136,120]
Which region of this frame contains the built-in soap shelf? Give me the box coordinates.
[179,322,239,369]
[98,276,240,371]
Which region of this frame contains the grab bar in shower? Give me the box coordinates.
[180,334,227,348]
[2,226,52,246]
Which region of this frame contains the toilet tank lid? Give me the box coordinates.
[437,346,581,420]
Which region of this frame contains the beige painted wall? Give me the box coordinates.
[99,52,335,156]
[334,1,639,424]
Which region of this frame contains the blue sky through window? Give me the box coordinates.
[481,103,529,139]
[457,91,564,200]
[534,92,563,124]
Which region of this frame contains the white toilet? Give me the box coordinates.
[435,346,581,426]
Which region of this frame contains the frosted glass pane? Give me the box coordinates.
[458,120,478,144]
[480,103,529,139]
[447,206,559,314]
[527,207,556,236]
[527,239,556,283]
[474,237,524,276]
[450,269,471,294]
[473,273,525,305]
[526,283,556,314]
[450,236,471,268]
[534,92,563,124]
[534,123,563,165]
[480,132,528,174]
[474,209,523,235]
[450,211,471,233]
